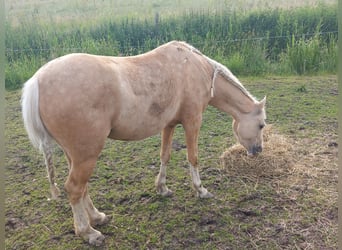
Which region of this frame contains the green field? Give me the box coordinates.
[5,75,337,249]
[5,0,338,89]
[5,0,336,26]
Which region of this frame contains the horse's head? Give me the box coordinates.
[232,97,266,156]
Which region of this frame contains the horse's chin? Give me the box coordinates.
[247,151,258,157]
[246,144,263,157]
[247,151,254,157]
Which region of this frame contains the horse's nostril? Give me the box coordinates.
[252,145,262,155]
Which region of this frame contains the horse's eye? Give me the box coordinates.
[259,124,265,130]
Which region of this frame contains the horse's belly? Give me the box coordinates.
[107,90,181,140]
[108,106,179,141]
[108,120,164,141]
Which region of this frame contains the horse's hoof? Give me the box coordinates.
[88,231,105,246]
[198,191,214,199]
[91,213,110,226]
[157,188,173,197]
[162,189,173,197]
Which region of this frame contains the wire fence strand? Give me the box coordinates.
[5,30,338,54]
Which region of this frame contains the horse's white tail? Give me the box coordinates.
[21,76,60,199]
[21,76,53,151]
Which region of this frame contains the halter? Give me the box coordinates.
[211,66,220,98]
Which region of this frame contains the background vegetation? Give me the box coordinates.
[5,0,337,89]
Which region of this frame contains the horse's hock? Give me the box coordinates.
[220,125,296,179]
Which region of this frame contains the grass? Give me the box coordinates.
[5,0,336,26]
[5,0,338,89]
[5,75,337,249]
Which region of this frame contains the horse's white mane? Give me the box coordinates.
[177,41,256,102]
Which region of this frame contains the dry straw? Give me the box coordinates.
[220,125,296,179]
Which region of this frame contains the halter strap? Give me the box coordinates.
[211,67,220,98]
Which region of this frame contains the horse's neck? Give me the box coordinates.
[209,75,256,120]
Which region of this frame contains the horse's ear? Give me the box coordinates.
[258,96,266,108]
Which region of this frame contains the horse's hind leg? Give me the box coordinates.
[155,125,175,196]
[65,156,105,246]
[42,144,60,200]
[83,184,109,226]
[63,151,106,227]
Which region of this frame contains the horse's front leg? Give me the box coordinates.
[155,125,175,196]
[184,118,214,198]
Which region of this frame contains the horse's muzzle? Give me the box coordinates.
[247,145,263,156]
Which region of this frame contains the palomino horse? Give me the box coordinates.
[22,41,266,245]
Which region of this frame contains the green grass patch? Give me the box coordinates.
[5,75,337,249]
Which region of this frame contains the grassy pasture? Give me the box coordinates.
[5,75,337,249]
[5,0,338,89]
[5,0,336,26]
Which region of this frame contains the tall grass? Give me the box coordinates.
[5,3,337,90]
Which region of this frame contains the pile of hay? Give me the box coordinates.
[220,125,295,179]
